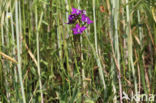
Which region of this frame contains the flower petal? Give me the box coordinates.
[80,26,86,32]
[87,17,93,24]
[72,24,86,35]
[72,8,79,14]
[81,14,87,22]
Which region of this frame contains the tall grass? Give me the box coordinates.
[15,1,26,103]
[0,0,156,103]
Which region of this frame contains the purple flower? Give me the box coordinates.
[72,24,86,35]
[66,14,78,24]
[71,8,86,15]
[86,17,93,24]
[81,14,93,24]
[69,14,75,20]
[71,8,80,15]
[81,14,87,22]
[65,8,93,35]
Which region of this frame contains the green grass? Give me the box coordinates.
[0,0,156,103]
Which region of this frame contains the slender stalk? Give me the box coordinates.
[92,0,98,53]
[15,1,26,103]
[18,1,22,55]
[1,11,4,48]
[111,0,123,102]
[57,1,62,59]
[137,10,142,94]
[125,0,138,95]
[65,0,72,77]
[106,0,117,102]
[35,4,44,103]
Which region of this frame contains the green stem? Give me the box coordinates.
[15,1,26,103]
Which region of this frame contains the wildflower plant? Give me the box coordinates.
[66,8,93,70]
[66,8,93,35]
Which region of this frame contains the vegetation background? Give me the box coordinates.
[0,0,156,103]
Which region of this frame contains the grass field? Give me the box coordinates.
[0,0,156,103]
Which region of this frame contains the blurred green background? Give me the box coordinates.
[0,0,156,103]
